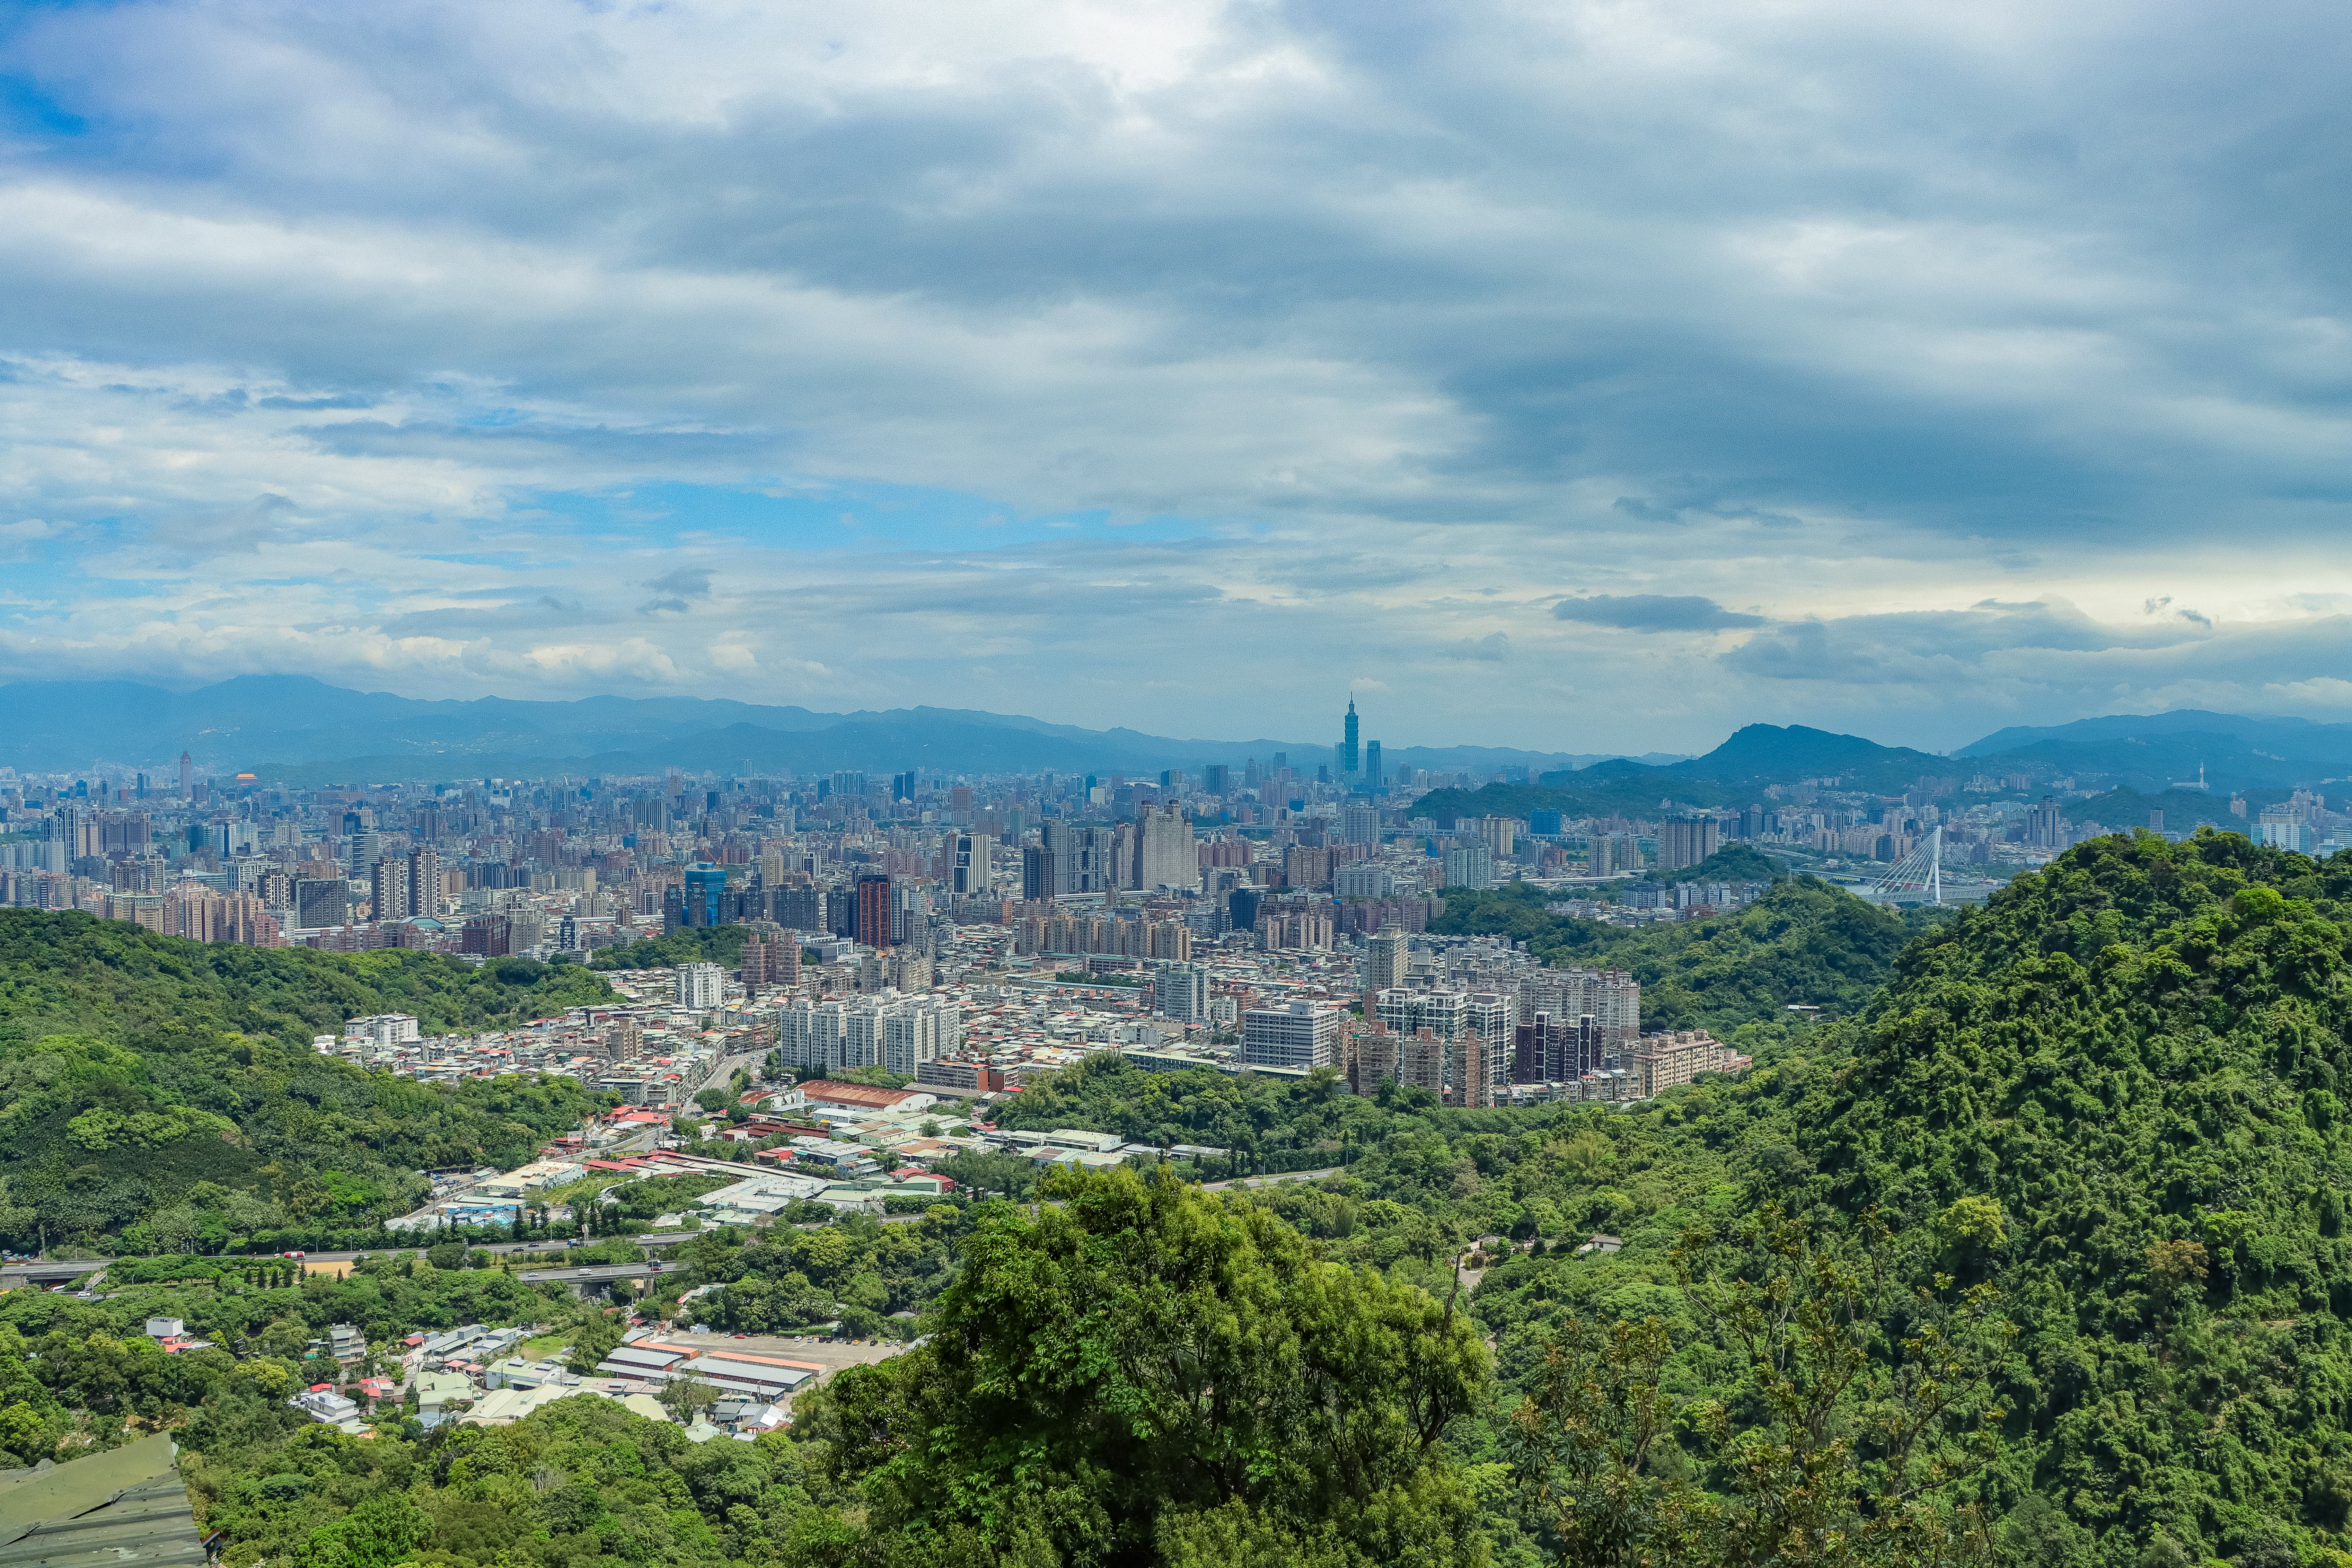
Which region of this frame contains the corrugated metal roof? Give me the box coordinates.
[688,1357,815,1390]
[0,1435,205,1568]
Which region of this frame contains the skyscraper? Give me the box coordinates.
[854,871,893,948]
[1656,817,1721,872]
[951,833,994,896]
[370,857,410,922]
[1022,843,1057,901]
[1341,697,1360,776]
[1366,922,1410,990]
[684,863,727,927]
[1043,820,1117,893]
[1365,740,1383,790]
[178,751,193,798]
[1137,805,1198,890]
[295,878,350,930]
[407,845,442,918]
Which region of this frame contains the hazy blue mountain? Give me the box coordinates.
[1665,723,1950,789]
[0,676,1620,781]
[1959,710,2352,793]
[1418,724,1950,821]
[1959,710,2352,760]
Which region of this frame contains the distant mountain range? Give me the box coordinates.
[1414,711,2352,822]
[0,675,1668,782]
[9,676,2350,796]
[1954,709,2352,792]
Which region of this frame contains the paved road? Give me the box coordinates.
[515,1262,669,1285]
[0,1258,109,1289]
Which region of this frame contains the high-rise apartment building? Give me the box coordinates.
[1153,962,1209,1023]
[1341,802,1379,846]
[1022,843,1057,901]
[1519,967,1641,1053]
[369,857,410,922]
[1242,999,1345,1071]
[678,961,726,1009]
[1041,820,1117,893]
[772,886,822,931]
[408,845,442,918]
[1136,805,1197,890]
[825,887,857,938]
[1458,991,1516,1108]
[1656,817,1721,872]
[1513,1011,1603,1084]
[951,833,994,896]
[1442,843,1493,890]
[295,878,350,930]
[854,872,893,948]
[1365,923,1411,999]
[882,1000,948,1077]
[1371,986,1514,1105]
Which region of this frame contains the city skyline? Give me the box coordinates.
[5,3,2352,752]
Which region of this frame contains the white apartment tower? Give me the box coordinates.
[677,961,727,1009]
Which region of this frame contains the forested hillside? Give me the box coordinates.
[1432,875,1947,1029]
[0,912,610,1251]
[993,833,2352,1563]
[1802,831,2352,1561]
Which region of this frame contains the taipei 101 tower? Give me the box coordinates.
[1341,696,1360,778]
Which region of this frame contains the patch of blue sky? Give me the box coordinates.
[516,479,1217,552]
[0,72,87,139]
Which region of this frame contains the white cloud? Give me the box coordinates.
[0,0,2350,751]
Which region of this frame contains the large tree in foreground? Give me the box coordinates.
[801,1166,1493,1567]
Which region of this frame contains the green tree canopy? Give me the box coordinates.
[802,1167,1493,1566]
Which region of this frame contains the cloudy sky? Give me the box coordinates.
[3,0,2349,755]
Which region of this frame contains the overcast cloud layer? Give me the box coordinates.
[2,0,2350,754]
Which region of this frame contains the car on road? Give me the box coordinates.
[281,1250,307,1259]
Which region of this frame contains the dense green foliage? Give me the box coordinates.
[992,836,2352,1563]
[1432,877,1945,1030]
[1415,770,1740,823]
[589,925,750,970]
[677,1206,965,1341]
[1802,830,2352,1562]
[32,832,2352,1568]
[0,910,613,1041]
[1651,843,1786,886]
[2072,785,2283,833]
[802,1168,1494,1566]
[0,911,609,1249]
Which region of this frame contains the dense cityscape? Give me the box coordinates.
[2,694,2345,1151]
